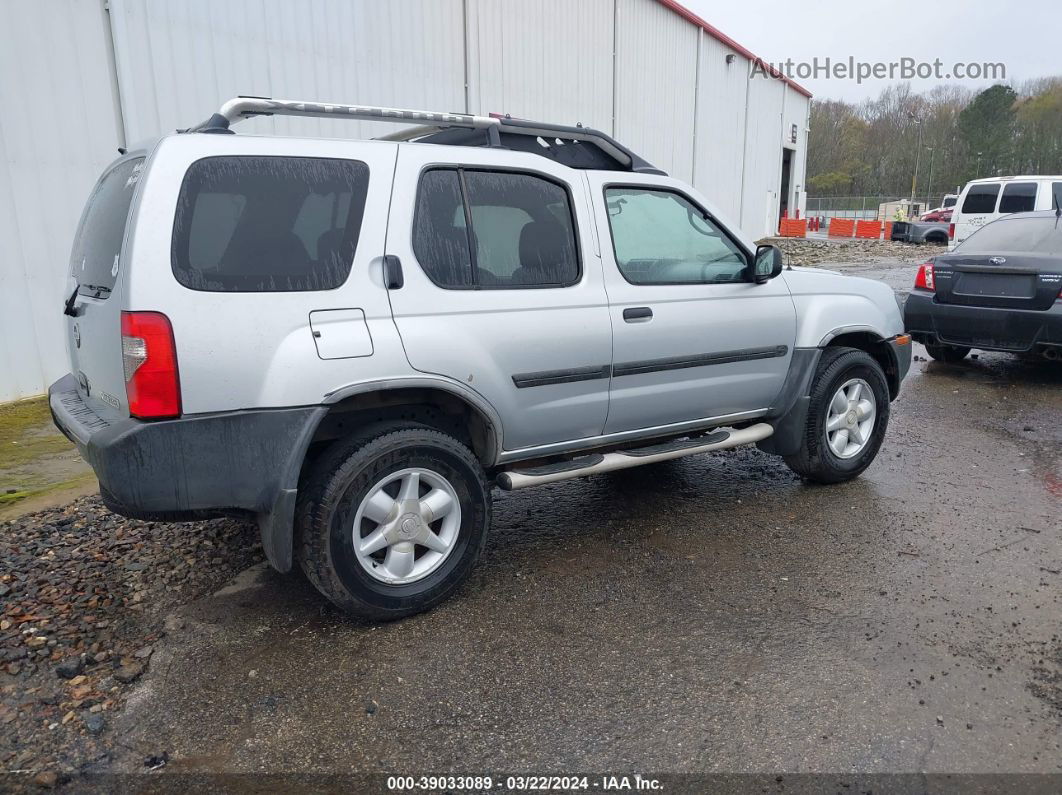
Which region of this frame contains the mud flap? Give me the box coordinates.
[259,488,298,573]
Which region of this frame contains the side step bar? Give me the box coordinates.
[496,422,774,490]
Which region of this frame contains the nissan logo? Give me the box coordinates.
[989,256,1007,265]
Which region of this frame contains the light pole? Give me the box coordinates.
[925,146,935,206]
[908,112,924,203]
[975,151,982,178]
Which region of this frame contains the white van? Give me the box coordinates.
[950,176,1062,250]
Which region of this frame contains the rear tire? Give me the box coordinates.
[783,347,890,484]
[925,343,970,363]
[295,424,491,621]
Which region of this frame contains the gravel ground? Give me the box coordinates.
[765,237,931,267]
[0,500,261,785]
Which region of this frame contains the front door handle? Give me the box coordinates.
[383,255,404,289]
[623,306,652,322]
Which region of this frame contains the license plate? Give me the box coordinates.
[955,272,1036,299]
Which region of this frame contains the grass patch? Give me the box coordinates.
[0,395,74,470]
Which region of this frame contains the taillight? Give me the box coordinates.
[948,223,955,240]
[914,262,935,291]
[121,311,181,419]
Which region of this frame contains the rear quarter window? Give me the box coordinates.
[69,157,144,298]
[172,156,369,292]
[961,184,1000,215]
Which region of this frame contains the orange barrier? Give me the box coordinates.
[883,221,893,240]
[855,220,882,239]
[828,218,854,238]
[777,218,807,238]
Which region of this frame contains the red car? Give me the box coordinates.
[921,208,953,222]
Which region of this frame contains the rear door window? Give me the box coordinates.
[1052,182,1062,211]
[961,184,1000,214]
[172,156,369,292]
[998,182,1037,214]
[412,168,580,289]
[69,158,144,298]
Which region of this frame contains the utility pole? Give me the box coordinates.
[975,151,982,178]
[925,146,935,206]
[909,114,923,202]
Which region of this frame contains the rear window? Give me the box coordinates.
[172,156,369,292]
[942,196,956,208]
[1053,182,1062,211]
[998,182,1037,214]
[69,158,144,298]
[961,184,1000,215]
[958,216,1062,255]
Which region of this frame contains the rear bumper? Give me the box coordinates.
[904,291,1062,352]
[49,374,325,566]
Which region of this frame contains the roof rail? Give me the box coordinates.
[187,96,665,175]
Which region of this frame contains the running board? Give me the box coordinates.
[496,423,774,490]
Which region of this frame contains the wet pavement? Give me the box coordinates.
[100,259,1062,777]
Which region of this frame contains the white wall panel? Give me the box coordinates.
[739,73,786,236]
[691,31,748,224]
[108,0,466,142]
[0,0,124,402]
[614,0,698,181]
[466,0,614,131]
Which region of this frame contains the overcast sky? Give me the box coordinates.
[681,0,1062,102]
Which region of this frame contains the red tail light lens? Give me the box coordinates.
[948,223,955,240]
[914,263,935,291]
[121,311,181,419]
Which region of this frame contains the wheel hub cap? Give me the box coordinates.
[352,467,462,585]
[825,378,877,460]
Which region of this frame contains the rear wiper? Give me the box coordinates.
[63,286,81,317]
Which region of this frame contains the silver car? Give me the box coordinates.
[51,97,911,620]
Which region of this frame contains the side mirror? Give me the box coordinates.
[753,244,784,284]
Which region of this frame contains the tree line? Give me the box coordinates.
[807,78,1062,200]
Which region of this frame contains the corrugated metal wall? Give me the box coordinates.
[0,0,807,402]
[467,0,615,133]
[0,1,124,402]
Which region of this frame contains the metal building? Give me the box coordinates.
[0,0,810,403]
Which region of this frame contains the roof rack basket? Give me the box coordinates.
[188,96,665,175]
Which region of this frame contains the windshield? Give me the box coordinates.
[69,158,144,297]
[957,215,1062,255]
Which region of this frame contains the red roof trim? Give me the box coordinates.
[652,0,813,98]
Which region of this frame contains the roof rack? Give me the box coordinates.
[188,96,665,175]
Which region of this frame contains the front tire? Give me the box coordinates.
[295,424,491,621]
[925,343,970,363]
[783,347,891,484]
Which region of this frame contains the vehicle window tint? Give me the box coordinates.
[998,182,1037,214]
[604,187,747,285]
[172,156,368,292]
[943,196,956,208]
[1053,182,1062,211]
[412,169,579,289]
[412,169,473,288]
[464,171,579,287]
[961,184,1000,214]
[69,158,145,298]
[958,216,1062,255]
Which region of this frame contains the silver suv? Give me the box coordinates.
[51,97,911,620]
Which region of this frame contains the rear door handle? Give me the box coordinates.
[383,255,404,289]
[623,306,652,322]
